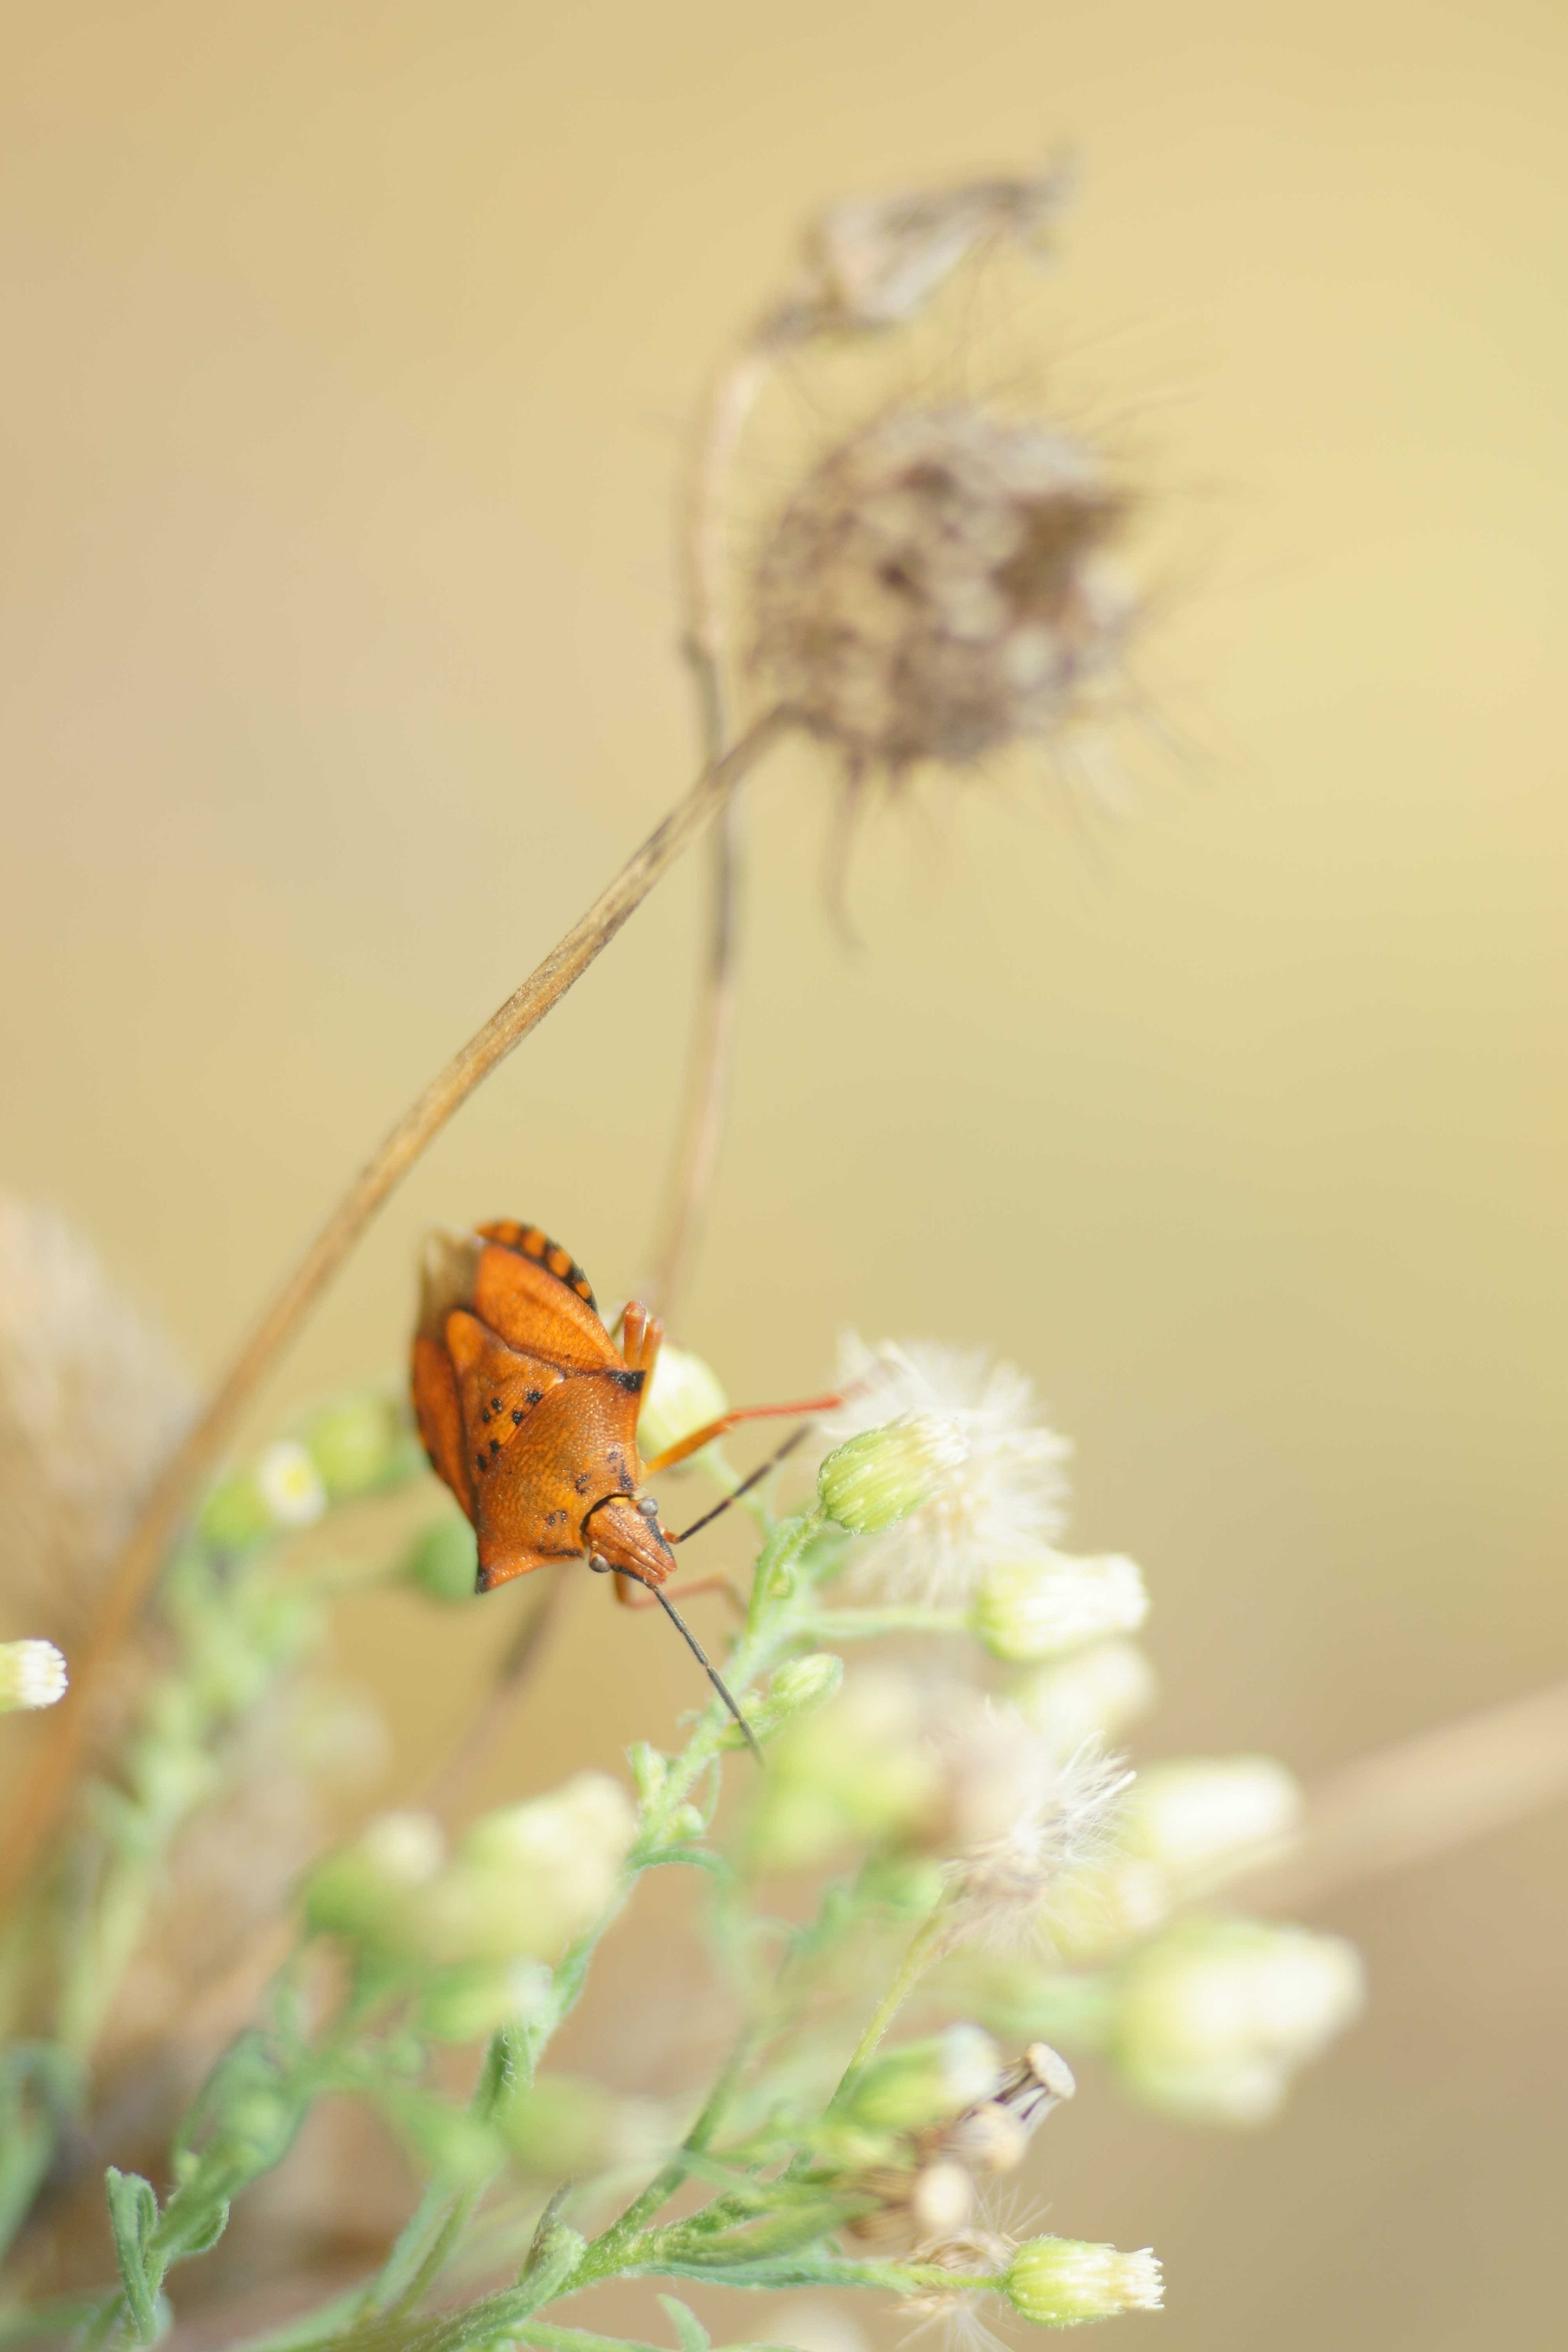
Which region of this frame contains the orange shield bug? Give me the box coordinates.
[410,1220,840,1751]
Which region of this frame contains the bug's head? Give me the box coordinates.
[582,1491,673,1587]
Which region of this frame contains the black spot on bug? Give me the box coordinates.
[609,1368,645,1393]
[491,1397,502,1413]
[526,1387,543,1406]
[480,1406,492,1424]
[573,1472,590,1495]
[489,1438,501,1457]
[546,1508,566,1528]
[474,1455,488,1478]
[511,1408,524,1424]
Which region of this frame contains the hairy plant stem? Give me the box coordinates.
[833,1906,952,2096]
[0,710,790,1924]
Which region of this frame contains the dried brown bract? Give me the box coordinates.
[752,407,1134,779]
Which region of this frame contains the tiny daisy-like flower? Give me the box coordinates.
[1005,2236,1164,2324]
[930,1700,1131,1947]
[255,1439,328,1529]
[817,1338,1072,1606]
[0,1637,69,1712]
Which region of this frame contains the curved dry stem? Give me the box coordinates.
[1233,1675,1568,1914]
[647,343,778,1318]
[0,707,790,1919]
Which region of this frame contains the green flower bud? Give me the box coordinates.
[972,1554,1147,1664]
[199,1468,272,1553]
[626,1741,668,1803]
[724,1652,843,1749]
[0,1639,67,1713]
[415,1958,554,2043]
[817,1416,957,1534]
[856,1854,948,1918]
[846,2025,1002,2132]
[1109,1917,1364,2124]
[405,1514,480,1604]
[301,1392,400,1500]
[305,1810,446,1951]
[637,1343,727,1463]
[1005,2237,1164,2325]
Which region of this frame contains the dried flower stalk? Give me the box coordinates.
[0,707,788,1919]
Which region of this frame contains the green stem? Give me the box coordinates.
[835,1906,952,2092]
[802,1608,969,1643]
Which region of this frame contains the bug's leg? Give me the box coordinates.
[640,1392,842,1478]
[612,1570,745,1614]
[620,1299,664,1382]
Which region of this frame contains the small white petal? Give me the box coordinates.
[0,1638,68,1711]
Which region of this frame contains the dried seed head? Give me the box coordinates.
[753,407,1132,777]
[789,169,1070,332]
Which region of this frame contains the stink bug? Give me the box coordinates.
[410,1220,840,1752]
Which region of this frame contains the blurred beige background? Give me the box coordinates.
[2,1,1566,2344]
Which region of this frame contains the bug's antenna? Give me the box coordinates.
[671,1424,812,1546]
[642,1579,763,1763]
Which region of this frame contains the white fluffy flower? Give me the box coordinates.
[932,1698,1131,1945]
[818,1338,1071,1606]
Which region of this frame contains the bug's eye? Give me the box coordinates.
[588,1552,610,1573]
[636,1495,660,1518]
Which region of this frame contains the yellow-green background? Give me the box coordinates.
[2,2,1565,2344]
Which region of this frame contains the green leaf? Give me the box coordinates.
[104,2166,160,2344]
[658,2298,712,2352]
[165,2197,230,2260]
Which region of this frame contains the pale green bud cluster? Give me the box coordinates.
[972,1553,1147,1664]
[424,1775,637,1964]
[636,1342,727,1463]
[1109,1917,1364,2124]
[0,1638,67,1712]
[306,1774,639,2016]
[745,1668,940,1870]
[1005,2236,1164,2325]
[305,1808,446,1948]
[201,1389,412,1550]
[727,1651,844,1747]
[817,1415,960,1534]
[844,2025,1002,2132]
